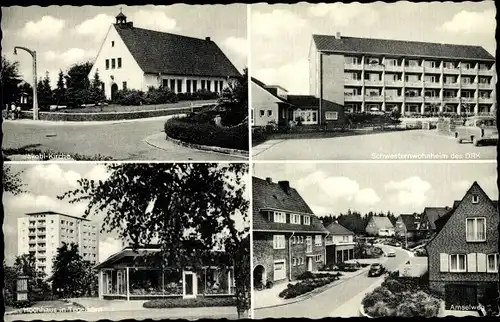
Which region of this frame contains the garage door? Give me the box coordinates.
[274,260,286,281]
[445,284,477,310]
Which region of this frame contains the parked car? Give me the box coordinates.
[368,263,386,277]
[455,116,498,146]
[386,249,396,257]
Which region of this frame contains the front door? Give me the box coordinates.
[111,83,119,102]
[445,284,477,310]
[183,271,197,299]
[307,257,313,271]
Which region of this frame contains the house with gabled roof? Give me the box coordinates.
[419,206,453,236]
[394,214,419,240]
[425,182,498,310]
[251,77,346,128]
[324,222,356,265]
[252,176,328,286]
[88,10,241,100]
[365,216,395,237]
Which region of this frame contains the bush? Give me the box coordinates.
[144,86,178,105]
[297,271,315,280]
[165,117,249,151]
[252,127,270,146]
[279,275,339,299]
[115,89,145,106]
[143,297,236,308]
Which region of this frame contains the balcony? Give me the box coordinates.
[365,95,384,102]
[364,80,383,86]
[344,63,363,70]
[404,65,423,73]
[384,64,403,72]
[461,82,477,89]
[461,67,478,75]
[479,97,493,104]
[478,68,494,75]
[460,97,477,104]
[424,96,441,103]
[424,67,441,73]
[385,95,404,102]
[385,80,404,87]
[443,96,459,103]
[364,64,384,71]
[424,82,441,88]
[37,231,46,236]
[478,83,494,89]
[28,231,36,237]
[344,94,363,102]
[443,67,460,74]
[405,96,424,102]
[404,81,422,87]
[443,82,460,88]
[344,78,363,86]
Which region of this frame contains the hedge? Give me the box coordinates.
[143,297,236,308]
[278,275,339,299]
[165,117,249,151]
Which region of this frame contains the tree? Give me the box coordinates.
[1,56,23,107]
[218,68,248,126]
[52,70,67,107]
[3,165,26,195]
[37,72,53,111]
[50,242,94,298]
[90,69,105,104]
[13,254,49,301]
[58,163,250,318]
[64,61,93,108]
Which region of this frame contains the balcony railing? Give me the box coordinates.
[423,67,441,73]
[384,65,403,72]
[344,94,363,101]
[460,97,476,103]
[364,80,383,86]
[344,63,363,70]
[461,83,477,89]
[365,95,384,102]
[364,64,384,70]
[478,83,493,89]
[424,96,441,103]
[443,96,459,102]
[424,82,441,88]
[405,81,422,87]
[478,68,494,75]
[443,67,460,74]
[478,97,493,103]
[385,95,404,102]
[443,82,460,88]
[385,80,404,86]
[460,67,478,75]
[405,96,424,102]
[344,79,363,86]
[404,66,423,72]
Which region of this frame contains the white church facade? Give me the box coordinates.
[88,11,242,100]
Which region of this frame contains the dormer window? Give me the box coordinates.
[472,195,479,204]
[303,216,311,225]
[273,211,286,223]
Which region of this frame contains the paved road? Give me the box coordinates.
[4,307,238,321]
[253,245,410,319]
[2,117,241,161]
[253,130,496,160]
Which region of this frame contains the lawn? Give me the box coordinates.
[52,100,217,113]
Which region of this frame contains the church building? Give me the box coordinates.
[88,10,242,100]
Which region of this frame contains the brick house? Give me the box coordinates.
[365,216,395,237]
[425,182,498,310]
[324,222,356,266]
[418,206,451,236]
[252,176,328,286]
[394,214,419,240]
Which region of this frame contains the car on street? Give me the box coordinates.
[386,250,396,257]
[368,263,386,277]
[455,116,498,146]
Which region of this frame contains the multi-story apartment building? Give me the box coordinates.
[17,211,99,277]
[425,182,498,310]
[309,33,496,116]
[252,177,328,286]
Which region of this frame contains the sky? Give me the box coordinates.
[3,163,249,266]
[253,162,497,217]
[1,4,248,89]
[250,1,497,94]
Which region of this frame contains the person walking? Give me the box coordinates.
[10,102,16,120]
[15,104,21,119]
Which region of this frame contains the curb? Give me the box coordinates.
[255,267,372,310]
[164,133,249,159]
[2,114,186,126]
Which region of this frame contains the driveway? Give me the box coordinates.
[2,117,242,161]
[253,245,410,319]
[253,130,496,160]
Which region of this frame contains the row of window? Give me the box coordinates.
[105,58,122,70]
[273,235,320,252]
[271,211,311,225]
[289,235,323,246]
[292,257,305,266]
[441,253,498,273]
[346,73,492,84]
[344,57,492,70]
[161,79,224,93]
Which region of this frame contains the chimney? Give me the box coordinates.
[205,37,211,41]
[278,181,290,194]
[266,177,272,184]
[335,32,341,39]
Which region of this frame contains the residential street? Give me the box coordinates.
[253,130,496,160]
[2,116,242,161]
[253,245,410,319]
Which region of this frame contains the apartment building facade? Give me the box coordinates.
[252,177,328,286]
[17,211,99,277]
[309,33,496,116]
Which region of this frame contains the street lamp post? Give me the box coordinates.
[14,46,38,120]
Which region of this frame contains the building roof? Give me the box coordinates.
[252,176,328,233]
[251,77,290,104]
[422,207,450,230]
[312,34,495,61]
[325,222,354,235]
[398,214,418,232]
[25,211,92,222]
[286,95,319,108]
[266,84,288,92]
[115,25,241,78]
[368,216,394,230]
